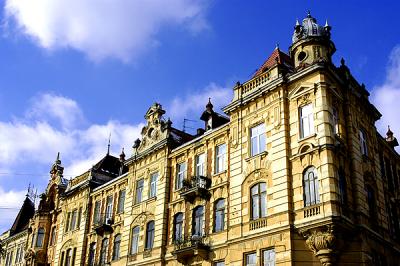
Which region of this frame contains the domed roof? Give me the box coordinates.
[292,12,331,44]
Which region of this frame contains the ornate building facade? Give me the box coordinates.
[1,12,400,266]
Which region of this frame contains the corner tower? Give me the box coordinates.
[290,12,335,68]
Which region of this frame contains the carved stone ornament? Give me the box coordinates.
[299,93,311,106]
[299,225,337,266]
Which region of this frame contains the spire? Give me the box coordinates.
[206,98,213,112]
[275,43,280,50]
[295,19,300,26]
[387,125,393,137]
[307,10,311,18]
[107,133,111,155]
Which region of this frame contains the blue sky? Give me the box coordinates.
[0,0,399,232]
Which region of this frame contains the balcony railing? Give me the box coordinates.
[179,175,211,202]
[249,217,268,230]
[172,235,210,263]
[303,204,321,218]
[93,214,114,235]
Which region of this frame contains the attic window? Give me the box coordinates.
[298,51,307,62]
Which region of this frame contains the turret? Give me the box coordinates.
[290,11,336,68]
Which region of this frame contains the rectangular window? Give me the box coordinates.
[149,172,158,198]
[359,129,368,155]
[50,226,56,245]
[214,261,225,266]
[136,179,144,203]
[106,195,113,220]
[77,207,82,229]
[94,201,101,224]
[332,107,338,135]
[215,144,227,174]
[300,104,314,138]
[250,123,266,156]
[263,249,276,266]
[195,153,206,176]
[245,252,257,266]
[117,190,126,213]
[70,209,77,230]
[176,162,186,190]
[65,212,71,232]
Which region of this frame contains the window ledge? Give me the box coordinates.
[213,170,227,177]
[246,151,268,162]
[298,133,317,143]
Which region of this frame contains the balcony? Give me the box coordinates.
[172,235,210,264]
[93,215,114,236]
[179,175,211,202]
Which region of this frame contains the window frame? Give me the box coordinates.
[192,205,204,237]
[244,251,257,266]
[135,179,144,204]
[145,221,155,250]
[99,238,109,265]
[88,242,96,266]
[117,189,126,213]
[195,153,206,176]
[214,198,225,232]
[359,128,368,156]
[262,248,276,266]
[105,195,113,220]
[174,212,184,242]
[299,103,315,139]
[176,162,187,190]
[149,172,158,198]
[130,226,140,255]
[215,144,227,174]
[250,182,267,220]
[112,234,121,261]
[250,123,266,156]
[303,166,320,207]
[36,227,45,247]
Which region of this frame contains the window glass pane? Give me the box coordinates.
[94,201,101,224]
[215,262,225,266]
[263,249,276,266]
[215,144,226,173]
[118,190,125,213]
[193,206,204,236]
[36,228,44,247]
[174,213,183,241]
[176,162,186,190]
[196,154,205,176]
[146,221,155,249]
[251,124,266,156]
[136,179,144,203]
[106,195,113,220]
[150,172,158,198]
[304,167,319,206]
[246,253,257,266]
[300,104,314,138]
[131,226,140,254]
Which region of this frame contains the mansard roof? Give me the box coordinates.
[9,196,35,236]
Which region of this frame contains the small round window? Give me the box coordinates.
[298,51,307,61]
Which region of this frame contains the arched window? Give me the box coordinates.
[251,183,267,220]
[145,221,155,250]
[214,199,225,232]
[174,213,183,241]
[99,238,109,265]
[112,234,121,260]
[192,206,204,236]
[130,226,140,254]
[36,227,45,247]
[303,167,319,206]
[88,242,96,266]
[65,248,72,266]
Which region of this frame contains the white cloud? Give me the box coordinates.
[0,93,142,177]
[4,0,209,62]
[371,45,400,152]
[168,82,231,122]
[26,93,85,129]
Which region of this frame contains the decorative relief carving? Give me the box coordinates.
[299,225,338,266]
[299,93,311,106]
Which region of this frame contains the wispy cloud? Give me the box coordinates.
[4,0,209,62]
[168,82,231,122]
[371,45,400,152]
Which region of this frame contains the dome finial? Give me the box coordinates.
[275,43,280,50]
[307,10,311,18]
